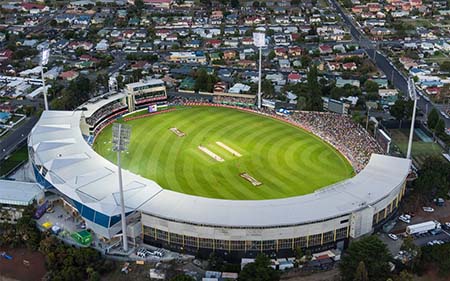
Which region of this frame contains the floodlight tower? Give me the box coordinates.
[112,123,132,252]
[40,47,50,110]
[253,30,266,109]
[406,77,418,160]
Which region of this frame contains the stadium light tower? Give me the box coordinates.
[406,77,418,160]
[253,29,266,109]
[40,47,50,110]
[112,123,132,252]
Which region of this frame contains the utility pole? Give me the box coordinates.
[406,78,418,160]
[40,47,50,110]
[253,30,266,109]
[112,123,132,252]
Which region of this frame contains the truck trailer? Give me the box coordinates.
[406,221,440,235]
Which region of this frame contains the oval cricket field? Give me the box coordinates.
[93,106,354,200]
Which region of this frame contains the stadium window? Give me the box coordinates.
[322,231,334,244]
[215,239,228,250]
[247,240,261,251]
[335,227,347,240]
[230,240,245,251]
[143,226,155,238]
[263,240,276,251]
[293,236,307,248]
[340,219,349,224]
[184,236,197,247]
[171,233,183,245]
[308,234,322,246]
[278,238,293,250]
[199,238,214,249]
[156,229,168,241]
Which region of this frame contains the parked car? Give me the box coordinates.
[423,207,435,212]
[388,233,399,241]
[399,215,411,224]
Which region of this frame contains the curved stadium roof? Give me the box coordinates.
[29,110,411,227]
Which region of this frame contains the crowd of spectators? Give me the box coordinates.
[289,111,384,171]
[86,101,127,126]
[213,95,256,107]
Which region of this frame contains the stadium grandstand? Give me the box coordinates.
[28,87,411,259]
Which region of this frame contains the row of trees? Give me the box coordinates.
[38,236,114,281]
[0,206,41,250]
[50,76,93,110]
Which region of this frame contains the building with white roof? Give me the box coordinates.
[28,101,411,258]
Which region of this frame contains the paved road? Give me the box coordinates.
[0,115,38,160]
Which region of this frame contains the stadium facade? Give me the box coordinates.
[28,79,411,258]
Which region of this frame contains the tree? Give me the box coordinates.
[354,261,369,281]
[230,0,239,8]
[413,156,450,200]
[364,80,379,93]
[170,275,195,281]
[268,50,276,61]
[395,270,414,281]
[390,99,413,128]
[427,108,440,130]
[440,61,450,72]
[339,236,391,281]
[435,118,445,135]
[300,55,312,68]
[238,254,280,281]
[135,0,144,10]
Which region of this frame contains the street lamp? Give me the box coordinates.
[112,123,132,252]
[406,77,418,160]
[40,47,50,110]
[253,30,266,109]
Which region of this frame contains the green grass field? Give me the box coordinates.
[390,129,444,167]
[93,106,354,200]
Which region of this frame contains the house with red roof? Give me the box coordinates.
[319,45,333,54]
[242,37,254,46]
[288,73,302,84]
[206,39,221,48]
[342,62,357,71]
[274,47,287,58]
[0,49,13,61]
[21,3,49,14]
[59,70,79,81]
[409,0,422,8]
[288,46,303,57]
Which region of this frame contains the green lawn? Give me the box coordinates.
[390,129,444,167]
[93,106,354,200]
[0,146,29,177]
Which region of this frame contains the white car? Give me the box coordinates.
[388,233,399,241]
[399,215,411,224]
[423,207,435,212]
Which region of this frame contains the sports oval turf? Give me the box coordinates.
[93,106,354,200]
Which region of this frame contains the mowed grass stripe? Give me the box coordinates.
[94,107,353,200]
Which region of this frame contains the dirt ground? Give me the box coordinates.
[0,248,46,281]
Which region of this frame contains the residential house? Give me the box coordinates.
[279,59,291,70]
[342,62,357,71]
[0,49,13,61]
[144,0,172,9]
[223,50,236,60]
[319,45,333,54]
[288,46,303,57]
[206,39,222,48]
[59,70,79,81]
[287,73,302,84]
[213,82,227,93]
